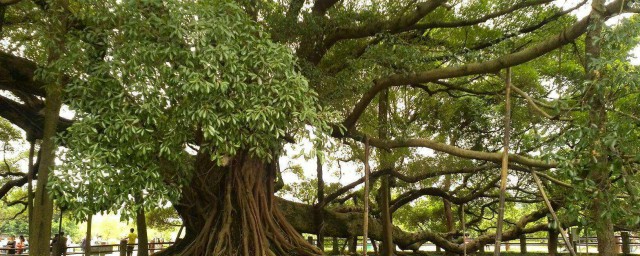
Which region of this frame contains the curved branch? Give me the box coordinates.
[0,148,39,200]
[0,50,46,97]
[280,197,557,253]
[347,131,556,168]
[409,0,554,31]
[311,0,340,16]
[390,176,500,212]
[0,95,72,140]
[341,0,627,130]
[320,165,490,207]
[323,0,447,51]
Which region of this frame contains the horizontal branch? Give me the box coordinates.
[0,94,72,140]
[0,149,39,200]
[408,0,553,31]
[280,197,556,253]
[320,165,491,207]
[323,0,446,51]
[346,131,556,168]
[390,176,500,212]
[0,50,45,97]
[341,0,627,130]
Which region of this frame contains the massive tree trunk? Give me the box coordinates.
[172,152,322,256]
[159,190,561,256]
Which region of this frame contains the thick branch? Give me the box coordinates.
[341,0,627,130]
[346,131,556,168]
[321,165,490,207]
[0,148,39,200]
[323,0,447,50]
[311,0,339,15]
[409,0,553,31]
[0,50,46,97]
[280,198,555,253]
[390,176,500,212]
[0,95,72,139]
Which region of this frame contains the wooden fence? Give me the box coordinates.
[0,242,173,256]
[303,231,640,255]
[3,232,640,255]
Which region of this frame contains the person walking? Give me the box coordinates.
[127,228,137,256]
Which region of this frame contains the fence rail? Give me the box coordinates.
[0,242,174,256]
[3,232,640,255]
[302,231,640,255]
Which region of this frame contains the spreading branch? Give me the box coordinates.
[340,0,630,131]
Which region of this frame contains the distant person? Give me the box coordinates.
[58,232,68,256]
[51,234,59,255]
[16,236,25,254]
[127,228,137,256]
[6,235,16,256]
[149,237,156,254]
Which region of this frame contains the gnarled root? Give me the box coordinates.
[177,153,322,256]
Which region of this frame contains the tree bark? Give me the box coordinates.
[443,176,455,235]
[363,139,371,256]
[495,68,512,256]
[29,1,68,254]
[548,229,558,256]
[29,81,62,256]
[316,155,325,251]
[135,194,149,256]
[378,88,395,256]
[27,139,35,227]
[443,176,456,256]
[173,151,322,256]
[584,0,616,255]
[85,214,92,256]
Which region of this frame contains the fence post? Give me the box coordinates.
[333,237,339,254]
[622,232,631,255]
[307,236,314,245]
[570,227,577,249]
[348,236,357,255]
[548,229,558,256]
[119,239,127,256]
[519,234,527,254]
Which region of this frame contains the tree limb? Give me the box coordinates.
[340,0,629,131]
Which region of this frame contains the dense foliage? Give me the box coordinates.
[48,0,325,220]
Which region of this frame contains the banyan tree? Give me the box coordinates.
[0,0,639,255]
